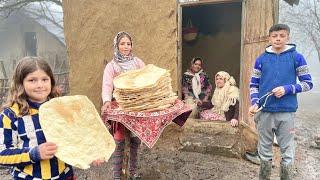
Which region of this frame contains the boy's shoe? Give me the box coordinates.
[245,151,261,165]
[280,164,294,180]
[259,160,272,180]
[128,174,141,180]
[245,152,276,168]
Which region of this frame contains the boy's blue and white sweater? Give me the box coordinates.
[250,44,313,112]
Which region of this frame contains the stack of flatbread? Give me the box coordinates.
[113,64,178,112]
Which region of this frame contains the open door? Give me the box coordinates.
[63,0,178,107]
[241,0,278,130]
[177,0,243,120]
[178,1,242,99]
[176,0,278,155]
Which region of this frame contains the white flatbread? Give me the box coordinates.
[39,95,115,169]
[113,64,168,89]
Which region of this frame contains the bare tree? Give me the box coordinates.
[281,0,320,63]
[0,0,61,14]
[0,0,63,31]
[24,2,63,30]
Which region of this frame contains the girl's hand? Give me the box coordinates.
[101,101,111,113]
[39,142,57,160]
[230,119,239,127]
[91,158,105,167]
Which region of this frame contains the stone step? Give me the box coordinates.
[178,119,258,158]
[179,132,241,158]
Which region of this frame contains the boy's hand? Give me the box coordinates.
[39,142,57,160]
[272,86,285,98]
[248,104,259,117]
[91,158,105,167]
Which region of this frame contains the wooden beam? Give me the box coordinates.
[179,0,242,7]
[273,0,279,23]
[177,4,183,99]
[0,61,7,79]
[239,0,245,129]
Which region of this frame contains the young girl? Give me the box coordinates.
[0,57,76,179]
[101,31,145,180]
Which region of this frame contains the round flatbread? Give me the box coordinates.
[113,64,168,89]
[39,95,115,169]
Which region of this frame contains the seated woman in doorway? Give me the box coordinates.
[182,57,212,118]
[199,71,239,127]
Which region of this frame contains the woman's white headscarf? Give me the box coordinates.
[190,69,203,99]
[211,71,239,115]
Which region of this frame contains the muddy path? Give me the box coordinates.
[1,108,319,180]
[293,109,320,180]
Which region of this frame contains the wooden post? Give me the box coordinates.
[12,59,16,71]
[53,58,58,73]
[177,4,182,99]
[58,55,65,73]
[0,61,8,79]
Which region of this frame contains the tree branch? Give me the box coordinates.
[281,0,320,63]
[23,8,63,30]
[0,0,62,16]
[312,0,320,33]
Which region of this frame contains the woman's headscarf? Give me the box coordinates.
[184,57,203,99]
[112,31,136,72]
[211,71,239,115]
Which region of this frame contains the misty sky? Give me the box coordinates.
[280,1,320,74]
[279,0,320,109]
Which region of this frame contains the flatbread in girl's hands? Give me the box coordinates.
[39,95,115,169]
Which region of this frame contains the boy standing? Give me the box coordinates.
[249,24,313,180]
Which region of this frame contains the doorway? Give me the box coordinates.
[179,1,242,90]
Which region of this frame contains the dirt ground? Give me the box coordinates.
[1,108,319,180]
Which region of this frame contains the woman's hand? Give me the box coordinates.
[195,99,202,105]
[39,142,57,160]
[91,158,105,167]
[202,97,209,103]
[101,101,111,113]
[230,119,239,127]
